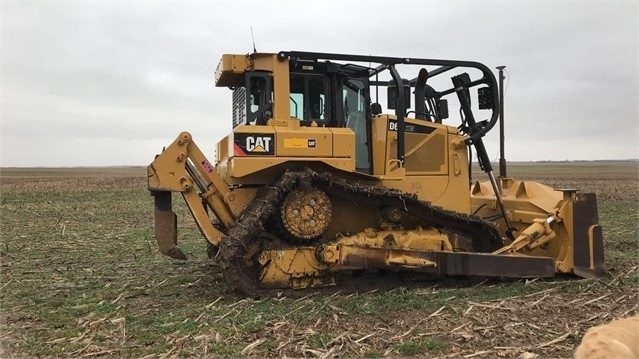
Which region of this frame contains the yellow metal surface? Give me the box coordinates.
[227,157,355,180]
[339,246,438,270]
[472,179,581,274]
[403,131,447,174]
[148,132,193,192]
[472,179,563,234]
[148,131,237,250]
[370,114,390,176]
[182,190,225,246]
[218,123,356,180]
[335,227,453,251]
[257,247,337,289]
[379,138,470,213]
[255,226,454,289]
[370,115,451,176]
[274,126,333,157]
[252,53,290,120]
[330,128,355,157]
[215,135,229,163]
[222,187,256,217]
[283,138,307,148]
[214,54,251,87]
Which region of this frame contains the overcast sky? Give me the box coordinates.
[1,1,637,167]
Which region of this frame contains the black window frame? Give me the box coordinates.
[289,72,331,124]
[245,71,273,126]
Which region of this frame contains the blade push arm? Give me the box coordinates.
[492,197,571,256]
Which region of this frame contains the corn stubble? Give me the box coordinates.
[0,162,637,358]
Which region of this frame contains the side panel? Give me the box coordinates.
[274,126,333,157]
[222,124,356,182]
[389,118,448,175]
[216,135,229,163]
[227,157,355,181]
[370,115,390,176]
[330,128,356,158]
[372,115,471,213]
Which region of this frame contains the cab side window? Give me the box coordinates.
[246,73,272,125]
[290,74,329,123]
[344,78,370,172]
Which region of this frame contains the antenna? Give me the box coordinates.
[250,27,257,53]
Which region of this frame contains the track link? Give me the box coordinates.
[218,168,503,297]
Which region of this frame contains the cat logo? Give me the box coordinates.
[234,133,275,156]
[246,136,272,153]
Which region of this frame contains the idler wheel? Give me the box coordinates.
[280,187,332,239]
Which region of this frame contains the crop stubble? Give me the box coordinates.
[0,162,637,358]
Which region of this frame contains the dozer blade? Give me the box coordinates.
[152,191,187,260]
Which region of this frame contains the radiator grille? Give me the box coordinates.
[232,87,247,128]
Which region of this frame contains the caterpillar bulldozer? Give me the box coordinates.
[147,51,606,296]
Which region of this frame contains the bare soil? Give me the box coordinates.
[0,162,637,358]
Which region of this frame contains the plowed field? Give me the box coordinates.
[1,161,637,358]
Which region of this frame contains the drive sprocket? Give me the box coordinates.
[280,186,332,240]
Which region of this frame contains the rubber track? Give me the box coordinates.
[218,168,503,297]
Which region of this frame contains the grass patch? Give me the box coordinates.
[307,333,332,348]
[395,338,448,356]
[599,201,638,267]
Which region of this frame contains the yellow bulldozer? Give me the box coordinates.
[147,51,605,296]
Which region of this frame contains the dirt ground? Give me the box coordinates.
[0,162,637,358]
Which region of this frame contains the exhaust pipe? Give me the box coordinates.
[414,68,429,120]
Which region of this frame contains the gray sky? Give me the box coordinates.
[2,1,637,167]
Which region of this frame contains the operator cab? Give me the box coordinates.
[218,51,500,179]
[229,57,373,172]
[287,60,372,171]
